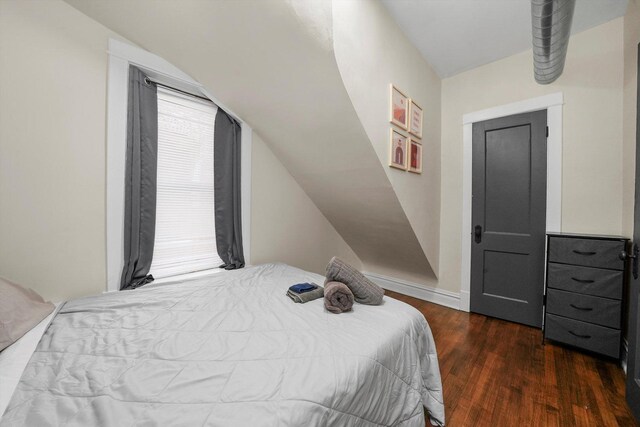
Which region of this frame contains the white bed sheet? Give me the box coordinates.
[0,302,62,418]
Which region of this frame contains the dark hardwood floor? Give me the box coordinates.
[385,290,639,427]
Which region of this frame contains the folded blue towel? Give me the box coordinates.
[289,283,317,294]
[287,286,324,304]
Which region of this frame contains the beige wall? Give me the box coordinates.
[333,0,441,283]
[66,0,438,282]
[0,0,115,301]
[1,0,632,302]
[250,132,361,274]
[623,0,640,237]
[0,0,361,301]
[439,19,625,293]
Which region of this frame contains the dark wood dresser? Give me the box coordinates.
[543,233,629,358]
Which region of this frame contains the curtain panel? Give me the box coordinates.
[214,110,245,270]
[120,66,158,290]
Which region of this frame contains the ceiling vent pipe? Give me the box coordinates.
[531,0,576,84]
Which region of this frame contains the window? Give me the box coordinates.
[106,39,251,292]
[149,88,223,279]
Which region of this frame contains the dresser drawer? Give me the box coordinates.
[547,263,623,299]
[545,313,620,358]
[546,289,620,328]
[548,237,625,270]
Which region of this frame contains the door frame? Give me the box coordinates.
[460,92,564,312]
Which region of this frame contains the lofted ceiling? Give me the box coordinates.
[380,0,628,78]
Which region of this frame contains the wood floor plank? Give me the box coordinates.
[384,290,639,427]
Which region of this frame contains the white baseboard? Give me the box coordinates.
[364,272,461,310]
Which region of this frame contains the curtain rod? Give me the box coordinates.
[144,77,213,103]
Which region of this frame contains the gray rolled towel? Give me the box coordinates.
[325,257,384,305]
[324,281,354,314]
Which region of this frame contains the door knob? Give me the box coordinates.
[474,225,482,243]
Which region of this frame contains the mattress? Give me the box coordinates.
[0,263,445,426]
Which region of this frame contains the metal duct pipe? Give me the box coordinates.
[531,0,576,84]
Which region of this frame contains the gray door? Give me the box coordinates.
[470,110,547,328]
[626,43,640,421]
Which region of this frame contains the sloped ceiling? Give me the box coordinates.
[64,0,438,279]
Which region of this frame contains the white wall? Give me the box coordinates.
[1,0,632,304]
[251,132,361,273]
[65,0,439,284]
[0,0,361,301]
[439,18,625,293]
[0,0,117,301]
[623,0,640,237]
[333,0,441,283]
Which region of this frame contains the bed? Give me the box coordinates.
[0,263,445,426]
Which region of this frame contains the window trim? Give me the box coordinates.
[105,39,252,292]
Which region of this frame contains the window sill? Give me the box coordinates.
[102,268,226,294]
[148,268,225,287]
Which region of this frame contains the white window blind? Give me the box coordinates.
[149,88,222,279]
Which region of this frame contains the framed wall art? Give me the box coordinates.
[389,129,408,170]
[389,84,408,130]
[408,139,422,174]
[408,99,423,139]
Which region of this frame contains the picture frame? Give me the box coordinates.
[389,129,408,170]
[408,99,423,139]
[389,84,409,130]
[407,139,422,174]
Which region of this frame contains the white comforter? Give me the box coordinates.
[0,263,445,426]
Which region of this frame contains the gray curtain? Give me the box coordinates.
[214,110,245,269]
[120,66,158,290]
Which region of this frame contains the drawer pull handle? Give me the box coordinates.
[570,277,595,284]
[569,303,593,311]
[572,250,597,256]
[568,330,591,339]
